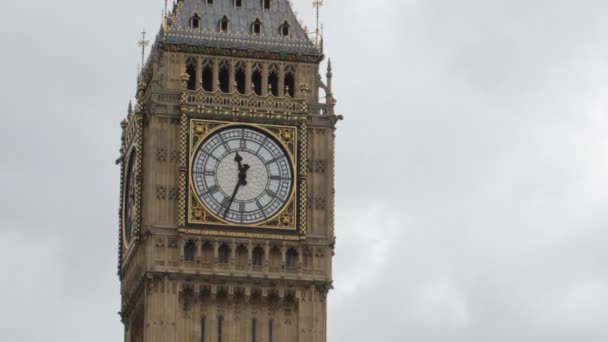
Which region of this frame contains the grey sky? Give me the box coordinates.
[1,0,607,341]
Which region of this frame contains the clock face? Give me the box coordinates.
[123,150,137,245]
[192,126,294,225]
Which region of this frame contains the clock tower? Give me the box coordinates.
[117,1,341,341]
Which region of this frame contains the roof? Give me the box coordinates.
[162,0,320,56]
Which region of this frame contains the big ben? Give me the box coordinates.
[117,0,341,341]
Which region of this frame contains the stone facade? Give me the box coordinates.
[117,1,341,341]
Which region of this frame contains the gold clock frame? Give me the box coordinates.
[119,113,144,253]
[185,119,302,233]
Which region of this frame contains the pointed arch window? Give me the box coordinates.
[219,16,230,32]
[268,65,279,96]
[219,61,230,93]
[201,60,213,92]
[185,58,197,90]
[284,67,295,97]
[190,14,201,29]
[251,19,262,35]
[251,65,262,95]
[235,62,246,94]
[280,21,290,37]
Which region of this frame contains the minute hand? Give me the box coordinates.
[223,163,249,219]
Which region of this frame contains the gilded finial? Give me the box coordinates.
[138,29,150,69]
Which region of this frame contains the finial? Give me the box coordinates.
[138,29,150,69]
[128,101,133,115]
[327,59,332,76]
[313,0,324,46]
[120,118,128,130]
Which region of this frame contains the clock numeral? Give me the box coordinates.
[218,133,231,152]
[256,137,268,154]
[265,189,277,198]
[265,157,280,166]
[269,175,284,181]
[207,185,220,195]
[255,200,267,219]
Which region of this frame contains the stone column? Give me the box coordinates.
[245,61,252,94]
[212,59,220,92]
[229,60,236,93]
[261,63,269,96]
[278,64,285,97]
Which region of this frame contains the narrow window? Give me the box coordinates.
[252,19,262,35]
[235,0,243,7]
[186,59,197,91]
[207,0,214,4]
[218,317,223,342]
[280,21,290,36]
[262,0,270,9]
[285,72,295,97]
[219,63,230,93]
[252,69,262,95]
[268,70,279,96]
[268,320,273,342]
[235,68,246,94]
[184,240,196,261]
[252,319,257,342]
[218,244,230,264]
[252,246,264,267]
[201,318,206,342]
[202,63,213,92]
[219,16,229,32]
[190,14,201,29]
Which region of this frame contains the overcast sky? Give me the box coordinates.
[1,0,608,341]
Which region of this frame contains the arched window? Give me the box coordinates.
[219,61,230,93]
[235,62,246,94]
[251,65,262,95]
[268,66,279,96]
[280,21,290,36]
[284,70,295,97]
[202,60,213,92]
[219,16,230,32]
[218,243,230,264]
[252,246,264,267]
[251,19,262,35]
[184,240,196,261]
[186,58,197,90]
[190,14,201,29]
[286,248,298,271]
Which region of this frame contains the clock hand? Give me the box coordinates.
[234,152,244,171]
[223,162,250,219]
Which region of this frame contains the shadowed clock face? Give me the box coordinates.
[192,127,294,224]
[123,150,137,244]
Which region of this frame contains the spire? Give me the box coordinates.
[326,58,333,104]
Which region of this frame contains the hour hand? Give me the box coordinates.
[234,152,244,170]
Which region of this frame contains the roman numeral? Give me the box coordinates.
[265,189,277,198]
[207,185,220,194]
[255,200,267,218]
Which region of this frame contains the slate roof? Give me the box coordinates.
[162,0,320,56]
